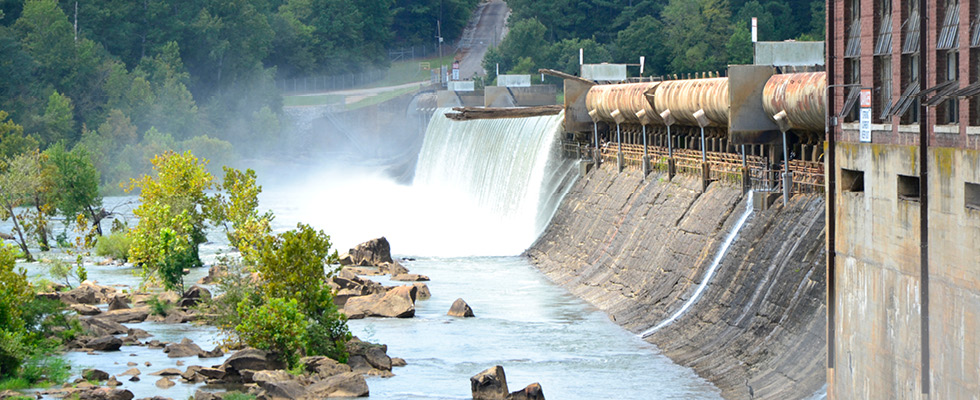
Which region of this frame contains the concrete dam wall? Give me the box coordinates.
[525,164,827,399]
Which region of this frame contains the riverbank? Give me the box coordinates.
[526,163,827,399]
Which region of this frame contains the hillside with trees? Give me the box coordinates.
[0,0,480,193]
[483,0,825,82]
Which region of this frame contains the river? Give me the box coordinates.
[7,108,723,399]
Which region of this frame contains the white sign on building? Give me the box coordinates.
[859,88,872,143]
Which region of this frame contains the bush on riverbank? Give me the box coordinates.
[95,232,132,261]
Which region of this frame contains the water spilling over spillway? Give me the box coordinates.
[268,108,578,256]
[415,108,577,243]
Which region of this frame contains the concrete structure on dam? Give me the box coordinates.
[827,0,980,398]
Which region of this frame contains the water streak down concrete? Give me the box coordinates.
[526,164,827,399]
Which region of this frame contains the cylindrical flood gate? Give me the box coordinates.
[586,82,662,125]
[648,78,729,127]
[762,72,826,131]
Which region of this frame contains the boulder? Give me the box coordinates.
[508,383,546,400]
[258,380,306,399]
[77,388,135,400]
[347,340,392,371]
[305,372,369,398]
[337,252,353,265]
[197,264,227,285]
[379,261,409,276]
[182,366,203,382]
[412,283,431,300]
[148,368,183,376]
[162,310,195,324]
[448,298,475,317]
[81,317,128,336]
[164,339,203,358]
[97,309,149,324]
[195,367,226,380]
[127,328,152,339]
[222,348,286,374]
[105,376,121,387]
[390,274,430,282]
[347,237,393,266]
[471,366,509,400]
[198,346,224,358]
[117,368,139,377]
[82,368,110,381]
[87,336,122,352]
[155,377,175,389]
[71,304,102,316]
[391,358,407,367]
[194,390,221,400]
[62,285,99,305]
[107,295,131,311]
[178,285,212,308]
[301,356,352,379]
[251,370,294,386]
[344,285,416,319]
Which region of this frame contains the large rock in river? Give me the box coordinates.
[448,298,475,317]
[471,365,509,400]
[347,237,393,266]
[164,339,203,358]
[509,383,546,400]
[222,348,286,374]
[305,372,369,398]
[86,335,122,352]
[344,285,416,319]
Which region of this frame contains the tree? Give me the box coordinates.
[45,144,104,235]
[0,110,38,161]
[37,90,74,146]
[213,167,273,262]
[128,151,216,292]
[614,16,669,76]
[727,25,754,65]
[0,243,33,377]
[662,0,732,73]
[0,150,50,260]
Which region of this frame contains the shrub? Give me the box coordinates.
[235,297,307,369]
[146,295,173,317]
[198,260,261,332]
[95,232,132,261]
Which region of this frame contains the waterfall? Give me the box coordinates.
[413,108,578,254]
[639,191,755,338]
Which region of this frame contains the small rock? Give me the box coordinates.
[129,376,140,382]
[344,285,417,319]
[127,362,137,367]
[87,336,123,352]
[176,361,184,366]
[155,377,175,389]
[471,366,508,400]
[162,310,194,324]
[119,368,141,376]
[194,390,221,400]
[178,285,212,308]
[222,348,285,373]
[390,273,430,282]
[448,298,475,317]
[82,368,110,381]
[391,357,407,367]
[97,308,149,323]
[509,382,546,400]
[145,362,152,367]
[197,264,227,285]
[106,376,121,387]
[338,252,353,265]
[79,388,135,400]
[126,328,151,339]
[379,261,409,275]
[80,317,128,336]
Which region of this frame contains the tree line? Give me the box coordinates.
[0,0,480,193]
[483,0,825,82]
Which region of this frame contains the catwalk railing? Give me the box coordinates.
[563,141,825,194]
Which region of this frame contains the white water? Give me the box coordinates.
[639,191,755,338]
[269,108,577,256]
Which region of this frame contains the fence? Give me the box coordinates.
[276,69,390,95]
[565,141,825,195]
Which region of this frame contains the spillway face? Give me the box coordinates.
[415,109,578,250]
[526,164,827,400]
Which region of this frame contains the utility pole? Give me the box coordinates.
[437,20,443,59]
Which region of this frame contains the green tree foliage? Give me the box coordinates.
[44,144,104,235]
[37,91,73,147]
[0,243,32,377]
[0,110,38,160]
[236,297,307,369]
[662,0,732,73]
[214,167,273,261]
[128,151,215,292]
[0,150,52,260]
[614,16,668,76]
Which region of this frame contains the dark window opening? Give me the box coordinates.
[966,182,980,210]
[842,168,866,192]
[898,174,921,201]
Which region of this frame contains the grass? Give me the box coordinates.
[344,86,420,111]
[282,94,344,107]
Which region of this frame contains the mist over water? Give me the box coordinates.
[264,108,577,256]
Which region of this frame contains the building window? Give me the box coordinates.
[844,59,862,122]
[898,53,921,123]
[967,182,980,210]
[902,0,920,54]
[876,0,894,55]
[938,0,961,50]
[842,168,866,192]
[878,56,894,121]
[940,50,960,124]
[898,174,921,201]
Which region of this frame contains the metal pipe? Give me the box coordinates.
[918,0,930,393]
[617,123,622,154]
[782,130,790,206]
[701,126,707,164]
[825,0,837,374]
[643,125,648,159]
[593,121,600,166]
